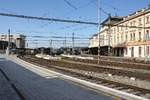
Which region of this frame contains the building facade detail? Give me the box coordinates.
[0,34,26,48]
[89,6,150,58]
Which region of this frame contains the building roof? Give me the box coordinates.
[89,34,98,39]
[115,5,150,25]
[90,5,150,41]
[101,16,123,26]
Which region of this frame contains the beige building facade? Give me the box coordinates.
[112,7,150,58]
[89,34,98,48]
[89,16,123,56]
[89,6,150,58]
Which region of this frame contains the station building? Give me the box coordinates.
[89,6,150,59]
[89,34,98,55]
[89,16,123,56]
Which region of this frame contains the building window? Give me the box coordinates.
[1,35,5,37]
[130,22,132,26]
[10,35,13,37]
[146,16,150,24]
[145,30,150,40]
[139,47,142,57]
[117,27,119,32]
[125,24,128,30]
[139,32,142,41]
[121,34,123,41]
[138,18,142,26]
[114,36,116,43]
[131,47,134,57]
[147,46,150,55]
[111,29,113,34]
[133,33,135,40]
[130,33,132,40]
[114,28,116,33]
[126,34,128,41]
[125,48,128,55]
[146,30,150,40]
[121,27,123,31]
[133,21,136,26]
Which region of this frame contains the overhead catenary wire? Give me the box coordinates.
[64,1,95,24]
[27,35,90,39]
[14,29,94,37]
[28,40,89,45]
[63,0,77,10]
[100,7,109,16]
[14,30,59,34]
[57,24,80,30]
[63,0,96,18]
[57,23,96,33]
[0,12,148,28]
[59,7,109,31]
[101,1,135,13]
[30,42,89,44]
[27,38,89,42]
[99,2,118,16]
[0,12,98,25]
[72,25,93,31]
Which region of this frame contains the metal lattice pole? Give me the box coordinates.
[72,32,75,55]
[97,0,101,64]
[108,14,111,56]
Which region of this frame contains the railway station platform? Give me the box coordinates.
[0,58,20,100]
[0,55,121,100]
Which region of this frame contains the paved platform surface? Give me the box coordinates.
[0,55,122,100]
[0,57,20,100]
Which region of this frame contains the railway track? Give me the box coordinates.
[21,56,150,99]
[24,56,150,81]
[61,57,150,70]
[81,54,150,64]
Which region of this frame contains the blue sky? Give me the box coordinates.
[0,0,150,48]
